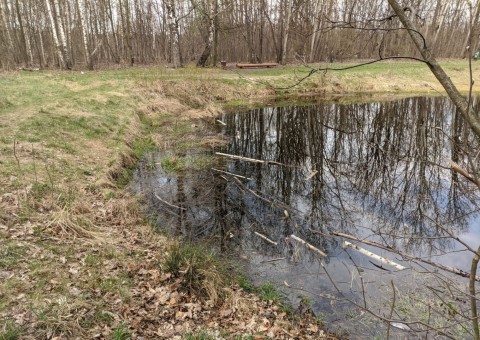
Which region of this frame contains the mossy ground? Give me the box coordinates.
[0,60,476,338]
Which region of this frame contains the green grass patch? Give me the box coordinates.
[0,321,22,340]
[111,324,131,340]
[237,276,255,293]
[258,283,284,304]
[0,241,27,269]
[184,330,216,340]
[164,242,228,302]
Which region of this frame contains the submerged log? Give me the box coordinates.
[289,234,326,257]
[254,231,278,246]
[215,152,289,167]
[343,241,406,271]
[334,231,480,281]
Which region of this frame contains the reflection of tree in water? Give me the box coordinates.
[223,96,480,257]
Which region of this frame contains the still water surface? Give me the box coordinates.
[133,96,480,338]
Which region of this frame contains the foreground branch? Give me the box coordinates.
[470,246,480,339]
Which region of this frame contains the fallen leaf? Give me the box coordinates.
[220,309,232,318]
[69,267,79,275]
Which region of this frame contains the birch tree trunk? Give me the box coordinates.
[165,0,182,68]
[106,0,120,63]
[0,0,14,65]
[77,0,93,69]
[196,0,216,67]
[53,0,72,69]
[15,0,33,66]
[45,0,66,68]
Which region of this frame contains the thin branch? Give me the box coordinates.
[470,246,480,340]
[386,280,396,339]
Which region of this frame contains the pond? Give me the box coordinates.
[132,96,480,339]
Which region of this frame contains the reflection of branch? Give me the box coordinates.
[451,161,480,189]
[232,177,293,213]
[333,231,480,281]
[321,264,456,339]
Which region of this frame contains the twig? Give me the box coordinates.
[154,193,186,211]
[215,152,291,167]
[13,139,20,169]
[386,280,396,339]
[31,144,37,183]
[211,168,252,180]
[470,245,480,340]
[261,257,286,263]
[254,231,277,246]
[343,241,406,271]
[216,119,227,126]
[289,234,326,257]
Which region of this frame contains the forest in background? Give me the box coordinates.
[0,0,479,70]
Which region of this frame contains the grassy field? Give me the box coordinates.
[0,60,478,338]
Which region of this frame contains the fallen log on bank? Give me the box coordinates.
[333,231,480,281]
[236,63,279,69]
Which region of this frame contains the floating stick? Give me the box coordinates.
[254,231,277,246]
[211,168,252,180]
[343,241,406,271]
[289,234,326,257]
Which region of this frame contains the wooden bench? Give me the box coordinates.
[236,63,279,69]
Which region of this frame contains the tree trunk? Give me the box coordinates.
[77,0,93,70]
[212,0,219,66]
[45,0,66,68]
[197,0,216,67]
[165,0,182,68]
[124,0,134,65]
[309,0,323,62]
[0,0,15,65]
[53,0,72,69]
[281,0,292,64]
[15,0,33,66]
[106,0,120,63]
[462,2,480,58]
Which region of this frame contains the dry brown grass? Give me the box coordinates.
[9,60,474,338]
